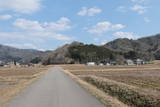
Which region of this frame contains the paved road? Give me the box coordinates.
[6,68,105,107]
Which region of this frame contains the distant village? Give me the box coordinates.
[86,59,151,66]
[0,60,42,68]
[0,58,155,67]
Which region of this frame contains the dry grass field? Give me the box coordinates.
[0,66,50,107]
[62,64,160,107]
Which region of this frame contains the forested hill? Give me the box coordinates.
[104,34,160,60]
[1,34,160,64]
[0,45,44,63]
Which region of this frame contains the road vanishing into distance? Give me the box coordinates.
[6,68,105,107]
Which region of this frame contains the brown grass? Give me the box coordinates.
[62,64,160,71]
[0,66,51,107]
[82,75,160,107]
[62,68,128,107]
[71,70,160,91]
[61,64,160,107]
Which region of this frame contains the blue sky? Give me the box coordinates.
[0,0,159,51]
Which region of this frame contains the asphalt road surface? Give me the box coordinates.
[6,68,105,107]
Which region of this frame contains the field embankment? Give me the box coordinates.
[61,64,160,107]
[82,75,160,107]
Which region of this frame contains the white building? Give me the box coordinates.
[106,63,110,66]
[86,62,95,66]
[126,59,134,65]
[98,63,104,66]
[0,60,4,66]
[136,59,144,65]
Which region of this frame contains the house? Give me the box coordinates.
[0,61,4,66]
[126,59,134,65]
[106,63,111,66]
[7,61,15,67]
[98,63,104,66]
[135,59,144,65]
[86,62,95,66]
[110,61,117,65]
[6,61,21,67]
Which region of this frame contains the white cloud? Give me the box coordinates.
[144,17,151,23]
[0,32,72,41]
[100,40,108,45]
[0,0,42,14]
[131,5,149,14]
[93,38,99,42]
[39,32,72,41]
[87,21,125,35]
[113,32,136,39]
[130,0,150,3]
[13,18,44,31]
[5,43,45,51]
[0,30,73,51]
[57,17,70,24]
[112,24,126,30]
[0,14,12,20]
[11,17,73,42]
[44,17,71,31]
[77,7,102,16]
[117,6,128,12]
[117,0,151,14]
[13,17,71,31]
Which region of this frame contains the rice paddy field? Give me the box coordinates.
[62,64,160,107]
[0,66,50,107]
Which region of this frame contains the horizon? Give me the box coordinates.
[1,33,160,52]
[0,0,160,50]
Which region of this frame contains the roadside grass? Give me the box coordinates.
[62,64,160,72]
[0,66,51,107]
[61,64,160,107]
[71,70,160,91]
[62,68,128,107]
[82,75,160,107]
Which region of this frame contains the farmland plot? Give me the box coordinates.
[62,64,160,107]
[0,66,49,107]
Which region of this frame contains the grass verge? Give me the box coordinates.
[61,68,128,107]
[0,67,52,107]
[82,75,160,107]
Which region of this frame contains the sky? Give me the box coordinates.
[0,0,159,51]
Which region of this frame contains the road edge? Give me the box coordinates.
[3,67,52,107]
[60,67,128,107]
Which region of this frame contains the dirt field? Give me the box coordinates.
[0,66,50,107]
[62,64,160,107]
[62,65,160,91]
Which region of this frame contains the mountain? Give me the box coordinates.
[103,34,160,60]
[1,34,160,65]
[42,42,83,64]
[42,34,160,64]
[0,44,44,63]
[42,42,122,64]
